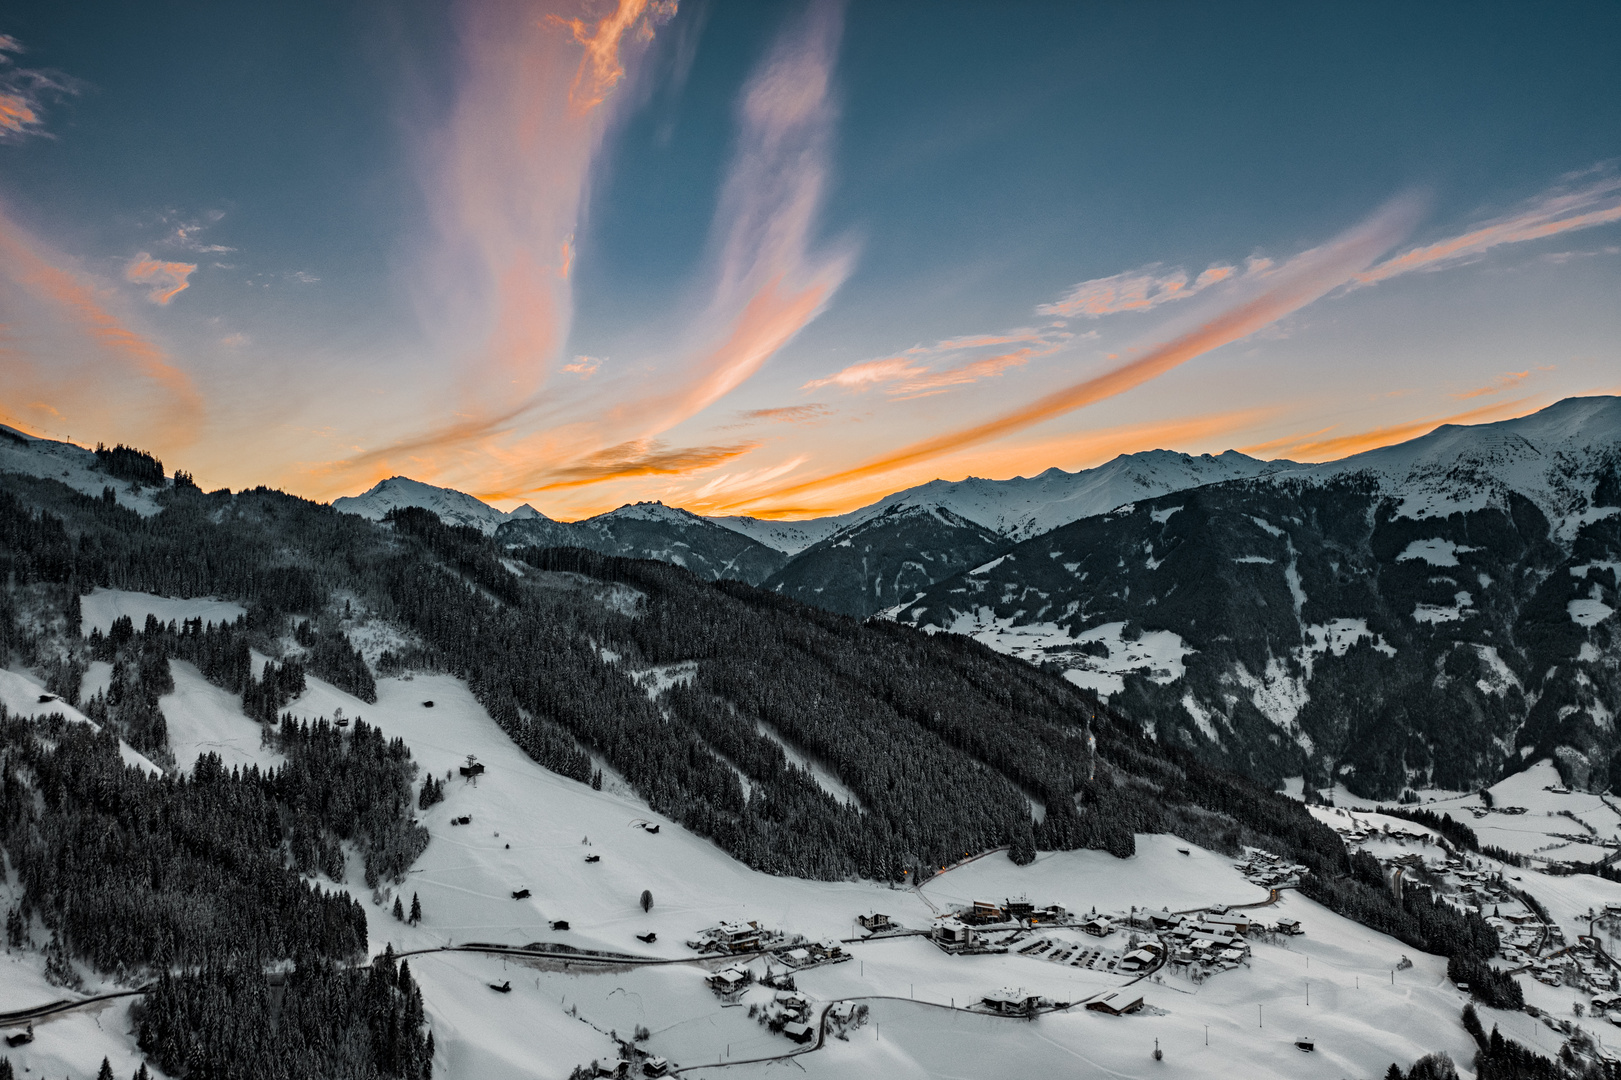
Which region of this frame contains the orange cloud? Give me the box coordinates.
[0,94,37,134]
[549,0,676,114]
[1038,262,1237,319]
[740,404,831,424]
[0,35,77,142]
[1240,398,1540,461]
[705,405,1279,518]
[751,197,1421,505]
[530,438,760,492]
[0,204,203,440]
[1453,370,1531,400]
[1353,175,1621,287]
[124,252,196,305]
[805,325,1068,396]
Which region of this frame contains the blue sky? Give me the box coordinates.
[1,0,1618,517]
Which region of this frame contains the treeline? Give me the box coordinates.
[1380,805,1481,853]
[266,715,428,888]
[0,711,367,973]
[136,948,432,1080]
[82,614,174,762]
[1461,1003,1620,1080]
[1302,849,1518,1009]
[95,443,165,486]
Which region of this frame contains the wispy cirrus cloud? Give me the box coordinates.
[749,195,1421,505]
[420,0,673,412]
[0,35,79,142]
[1038,262,1237,319]
[0,202,203,442]
[530,437,759,491]
[804,326,1069,397]
[738,403,831,424]
[1351,172,1621,287]
[625,0,852,432]
[1453,369,1535,400]
[124,253,197,305]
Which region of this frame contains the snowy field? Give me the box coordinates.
[79,587,246,636]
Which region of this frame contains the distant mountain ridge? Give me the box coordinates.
[323,397,1621,623]
[333,476,547,535]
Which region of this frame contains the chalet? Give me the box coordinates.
[460,761,486,778]
[1202,913,1252,935]
[706,966,749,993]
[1275,918,1302,935]
[933,919,975,948]
[1118,948,1158,972]
[716,921,762,952]
[774,990,809,1017]
[858,913,894,932]
[982,987,1040,1015]
[585,854,601,863]
[637,932,658,943]
[1004,899,1035,921]
[593,1061,629,1078]
[1081,916,1114,937]
[1085,993,1144,1016]
[511,888,531,900]
[783,1021,814,1044]
[1089,993,1146,1016]
[642,1057,669,1077]
[550,919,570,931]
[967,900,1006,924]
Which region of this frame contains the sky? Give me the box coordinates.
[0,0,1618,521]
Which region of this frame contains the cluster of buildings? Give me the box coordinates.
[1233,850,1308,889]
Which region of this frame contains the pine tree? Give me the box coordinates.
[409,893,422,925]
[640,889,653,913]
[393,897,405,921]
[97,1057,114,1080]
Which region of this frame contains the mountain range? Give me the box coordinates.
[329,396,1621,796]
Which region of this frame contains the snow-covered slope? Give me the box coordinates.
[333,476,545,535]
[1294,395,1621,538]
[0,425,167,515]
[273,668,1490,1079]
[707,515,846,556]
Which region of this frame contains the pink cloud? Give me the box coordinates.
[1352,174,1621,287]
[0,35,79,143]
[124,253,197,305]
[1038,261,1237,319]
[758,195,1421,502]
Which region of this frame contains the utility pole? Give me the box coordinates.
[1258,1005,1263,1028]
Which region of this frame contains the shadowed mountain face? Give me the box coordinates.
[495,502,788,586]
[897,461,1621,799]
[760,504,1010,618]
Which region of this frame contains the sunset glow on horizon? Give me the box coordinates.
[1,2,1617,520]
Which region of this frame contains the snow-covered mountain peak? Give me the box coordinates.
[599,500,706,526]
[1298,396,1621,536]
[333,476,514,535]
